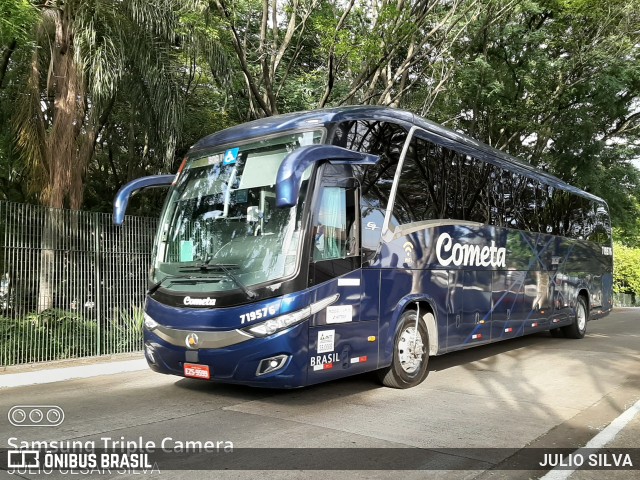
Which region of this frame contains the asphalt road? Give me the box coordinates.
[1,308,639,480]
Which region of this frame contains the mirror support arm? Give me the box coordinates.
[113,175,174,225]
[275,145,378,208]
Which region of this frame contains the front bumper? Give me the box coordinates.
[143,322,309,388]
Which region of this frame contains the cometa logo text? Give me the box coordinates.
[183,296,216,306]
[435,232,506,268]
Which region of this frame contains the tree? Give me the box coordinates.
[83,68,238,215]
[0,0,37,88]
[5,0,210,312]
[211,0,502,118]
[0,0,38,203]
[1,0,639,244]
[317,0,504,109]
[11,0,191,210]
[613,242,640,299]
[426,0,640,235]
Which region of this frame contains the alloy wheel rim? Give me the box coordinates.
[398,325,424,374]
[577,302,586,331]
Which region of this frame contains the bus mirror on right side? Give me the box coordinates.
[113,175,175,226]
[275,145,379,208]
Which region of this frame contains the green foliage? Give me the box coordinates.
[1,0,237,211]
[0,1,38,204]
[0,310,97,365]
[427,0,640,239]
[105,306,144,353]
[0,0,37,46]
[613,242,640,295]
[0,307,145,366]
[1,1,640,366]
[0,0,638,240]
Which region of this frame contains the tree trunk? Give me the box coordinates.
[0,39,17,88]
[37,8,84,311]
[38,208,63,312]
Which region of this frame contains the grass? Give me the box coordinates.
[0,306,144,366]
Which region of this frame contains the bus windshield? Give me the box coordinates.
[152,130,324,293]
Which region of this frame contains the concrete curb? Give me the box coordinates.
[0,358,148,388]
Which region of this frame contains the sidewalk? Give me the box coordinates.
[0,352,147,388]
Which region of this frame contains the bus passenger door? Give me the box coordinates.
[522,234,554,328]
[307,175,377,382]
[447,270,492,348]
[492,270,524,340]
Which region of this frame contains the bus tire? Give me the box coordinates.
[378,310,429,389]
[562,296,588,339]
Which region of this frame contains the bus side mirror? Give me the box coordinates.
[275,145,378,208]
[113,175,175,225]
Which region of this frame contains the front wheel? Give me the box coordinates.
[378,310,430,389]
[562,296,588,339]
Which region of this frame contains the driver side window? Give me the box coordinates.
[313,187,349,261]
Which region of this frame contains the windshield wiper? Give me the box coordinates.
[197,259,257,300]
[147,274,222,296]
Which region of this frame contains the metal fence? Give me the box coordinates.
[613,293,639,307]
[1,199,636,367]
[0,201,157,366]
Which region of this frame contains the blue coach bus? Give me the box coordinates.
[114,106,613,389]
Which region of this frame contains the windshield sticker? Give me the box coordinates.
[187,154,221,169]
[326,305,352,324]
[223,147,240,165]
[235,190,248,203]
[179,240,194,262]
[317,330,335,353]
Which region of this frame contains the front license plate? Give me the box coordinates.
[184,363,210,380]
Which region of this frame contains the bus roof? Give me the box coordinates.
[191,106,605,205]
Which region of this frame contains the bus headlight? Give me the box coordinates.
[244,294,340,337]
[248,309,311,336]
[144,313,158,330]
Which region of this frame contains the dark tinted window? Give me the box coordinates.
[393,136,496,224]
[333,120,408,228]
[586,201,611,245]
[390,134,610,244]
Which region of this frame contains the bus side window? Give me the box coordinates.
[335,120,407,216]
[313,187,354,262]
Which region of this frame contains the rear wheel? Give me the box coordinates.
[378,310,429,389]
[562,296,588,339]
